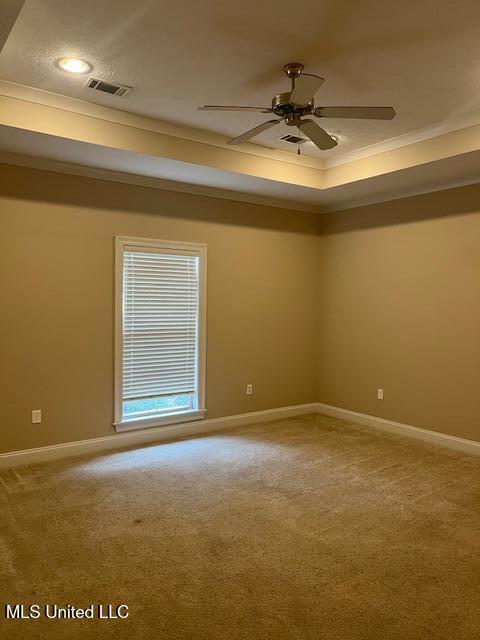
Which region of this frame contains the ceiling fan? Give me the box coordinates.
[198,63,396,151]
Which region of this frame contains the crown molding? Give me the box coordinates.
[3,80,480,209]
[0,151,321,214]
[325,112,480,168]
[4,79,480,172]
[0,80,326,170]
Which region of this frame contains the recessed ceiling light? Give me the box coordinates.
[57,57,92,74]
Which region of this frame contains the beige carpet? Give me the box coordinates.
[1,413,480,639]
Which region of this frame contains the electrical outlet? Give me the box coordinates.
[377,388,384,400]
[31,409,42,424]
[246,384,253,396]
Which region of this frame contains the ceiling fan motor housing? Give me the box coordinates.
[271,92,313,119]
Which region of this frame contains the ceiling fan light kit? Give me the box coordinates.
[198,63,396,152]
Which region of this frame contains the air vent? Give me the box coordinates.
[279,134,308,145]
[85,77,132,97]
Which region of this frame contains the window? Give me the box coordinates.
[114,237,206,431]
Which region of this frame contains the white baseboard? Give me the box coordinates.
[3,401,478,470]
[316,403,480,456]
[0,403,318,470]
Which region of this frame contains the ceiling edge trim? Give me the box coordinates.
[0,80,327,170]
[325,112,480,168]
[0,94,325,189]
[3,89,480,195]
[0,151,322,214]
[3,80,480,173]
[320,174,480,214]
[326,124,480,187]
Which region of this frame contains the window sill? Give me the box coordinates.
[114,409,206,433]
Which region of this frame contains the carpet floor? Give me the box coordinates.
[1,413,480,639]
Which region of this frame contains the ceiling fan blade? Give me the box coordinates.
[227,120,281,145]
[315,106,396,120]
[198,105,272,113]
[290,74,325,106]
[298,119,337,150]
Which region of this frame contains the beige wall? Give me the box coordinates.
[318,184,480,442]
[2,163,479,455]
[0,164,319,453]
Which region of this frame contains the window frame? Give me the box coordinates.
[114,236,207,432]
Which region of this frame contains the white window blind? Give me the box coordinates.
[115,238,206,430]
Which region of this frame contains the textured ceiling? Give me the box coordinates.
[1,0,480,159]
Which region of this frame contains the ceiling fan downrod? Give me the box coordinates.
[283,62,305,92]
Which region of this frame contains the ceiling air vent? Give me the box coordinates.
[279,134,308,145]
[85,77,132,97]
